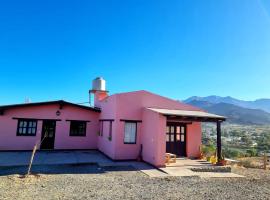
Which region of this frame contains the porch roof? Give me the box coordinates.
[147,108,226,122]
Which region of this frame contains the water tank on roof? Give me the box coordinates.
[92,77,106,91]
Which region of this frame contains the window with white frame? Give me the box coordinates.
[124,122,137,144]
[17,119,37,136]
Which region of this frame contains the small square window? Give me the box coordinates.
[17,119,37,136]
[176,126,180,134]
[166,134,170,142]
[181,126,185,134]
[166,126,170,133]
[177,133,181,141]
[170,134,175,142]
[69,121,87,136]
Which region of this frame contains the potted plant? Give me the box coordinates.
[217,153,227,166]
[210,155,217,165]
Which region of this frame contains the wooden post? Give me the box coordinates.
[216,120,222,164]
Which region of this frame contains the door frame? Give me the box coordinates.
[40,120,57,150]
[166,122,187,157]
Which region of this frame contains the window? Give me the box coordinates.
[69,121,87,136]
[166,126,170,142]
[108,121,112,141]
[17,119,37,136]
[176,126,180,134]
[166,126,170,133]
[99,119,114,140]
[181,126,185,134]
[124,122,137,144]
[100,121,103,136]
[170,134,175,142]
[166,134,170,142]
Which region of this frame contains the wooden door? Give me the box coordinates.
[175,124,187,157]
[166,123,187,157]
[40,120,56,150]
[166,124,176,155]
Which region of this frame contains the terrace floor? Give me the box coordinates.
[0,150,243,178]
[159,158,244,178]
[0,150,166,177]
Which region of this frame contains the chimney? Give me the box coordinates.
[89,77,108,106]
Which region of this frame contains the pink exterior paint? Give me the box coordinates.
[0,90,203,167]
[0,104,100,150]
[95,90,202,166]
[95,94,117,159]
[186,122,202,158]
[141,108,167,167]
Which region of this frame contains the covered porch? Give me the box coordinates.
[146,108,226,166]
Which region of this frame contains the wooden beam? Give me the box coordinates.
[66,119,91,123]
[120,119,142,123]
[99,119,115,122]
[13,117,62,121]
[167,120,193,124]
[166,115,225,123]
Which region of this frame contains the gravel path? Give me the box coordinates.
[0,164,269,200]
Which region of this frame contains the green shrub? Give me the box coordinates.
[246,148,258,157]
[202,144,216,157]
[223,148,243,158]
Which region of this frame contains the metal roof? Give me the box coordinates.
[147,108,226,121]
[0,100,101,113]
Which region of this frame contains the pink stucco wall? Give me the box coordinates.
[95,94,117,158]
[96,90,202,166]
[0,104,100,150]
[141,108,166,167]
[186,122,202,158]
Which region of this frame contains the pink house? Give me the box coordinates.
[0,78,226,167]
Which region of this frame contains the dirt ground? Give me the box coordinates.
[0,164,269,200]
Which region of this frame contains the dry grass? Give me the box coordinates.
[7,174,43,184]
[236,157,269,169]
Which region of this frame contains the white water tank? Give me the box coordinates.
[92,77,106,91]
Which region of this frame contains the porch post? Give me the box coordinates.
[216,120,222,163]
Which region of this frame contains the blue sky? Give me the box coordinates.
[0,0,270,105]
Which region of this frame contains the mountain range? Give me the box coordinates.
[183,96,270,125]
[184,96,270,113]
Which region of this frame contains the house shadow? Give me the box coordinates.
[0,163,138,176]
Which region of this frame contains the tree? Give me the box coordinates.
[241,135,253,146]
[223,148,243,158]
[257,132,270,151]
[230,130,243,138]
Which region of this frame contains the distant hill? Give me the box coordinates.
[186,100,270,125]
[184,96,270,113]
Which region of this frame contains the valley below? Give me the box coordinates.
[202,123,270,160]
